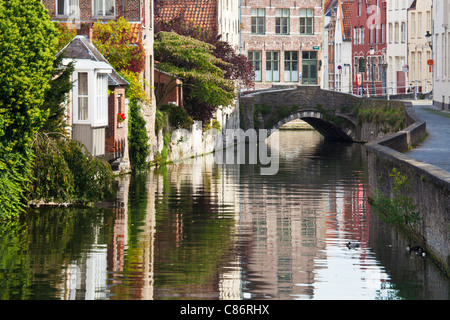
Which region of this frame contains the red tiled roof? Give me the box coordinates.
[341,1,353,40]
[324,0,334,12]
[156,0,218,31]
[129,23,142,44]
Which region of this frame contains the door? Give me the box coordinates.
[397,71,406,94]
[302,51,317,84]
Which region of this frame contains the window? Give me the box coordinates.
[276,9,290,35]
[401,22,406,43]
[418,12,422,38]
[93,0,115,17]
[411,13,416,38]
[284,51,299,82]
[418,51,422,82]
[375,25,380,44]
[251,8,265,34]
[354,27,359,45]
[395,22,399,43]
[300,9,314,34]
[266,51,280,82]
[381,24,385,44]
[78,72,88,121]
[57,0,79,16]
[358,0,362,16]
[96,74,108,126]
[360,26,364,44]
[389,23,393,43]
[248,51,262,82]
[370,27,374,44]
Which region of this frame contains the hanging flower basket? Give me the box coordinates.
[117,113,126,123]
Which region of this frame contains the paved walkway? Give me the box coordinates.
[406,100,450,173]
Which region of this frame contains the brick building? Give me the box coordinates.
[351,0,387,96]
[240,0,324,90]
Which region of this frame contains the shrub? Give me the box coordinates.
[161,104,193,130]
[371,168,421,228]
[29,133,115,204]
[128,99,150,172]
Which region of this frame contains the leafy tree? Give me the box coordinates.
[155,16,254,89]
[154,31,236,124]
[127,99,150,172]
[92,17,145,74]
[39,55,74,134]
[0,0,59,217]
[120,71,150,172]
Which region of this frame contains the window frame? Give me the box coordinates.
[300,9,314,35]
[92,0,115,17]
[275,9,290,35]
[266,51,280,82]
[56,0,79,17]
[251,8,265,35]
[76,71,89,123]
[284,51,299,82]
[248,50,262,82]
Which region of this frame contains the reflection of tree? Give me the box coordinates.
[0,220,32,299]
[0,206,117,299]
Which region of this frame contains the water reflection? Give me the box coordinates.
[0,130,448,300]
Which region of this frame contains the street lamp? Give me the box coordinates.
[370,45,375,96]
[425,31,433,50]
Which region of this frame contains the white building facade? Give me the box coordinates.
[407,0,433,94]
[333,0,353,93]
[387,0,415,94]
[218,0,241,49]
[432,0,450,110]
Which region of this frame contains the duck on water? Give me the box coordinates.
[346,242,360,249]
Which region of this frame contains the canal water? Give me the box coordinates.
[0,130,448,300]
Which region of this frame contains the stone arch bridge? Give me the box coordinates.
[240,85,406,142]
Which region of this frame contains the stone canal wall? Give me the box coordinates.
[365,103,450,273]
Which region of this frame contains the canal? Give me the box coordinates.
[0,130,448,300]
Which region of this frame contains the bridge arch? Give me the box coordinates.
[267,109,356,142]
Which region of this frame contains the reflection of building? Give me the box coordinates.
[241,0,324,89]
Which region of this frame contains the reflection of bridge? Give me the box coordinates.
[240,85,395,142]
